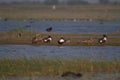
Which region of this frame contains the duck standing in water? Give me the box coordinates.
[98,34,108,44]
[43,36,52,43]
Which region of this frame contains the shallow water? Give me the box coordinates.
[0,19,120,33]
[1,72,120,80]
[0,20,119,60]
[0,45,119,61]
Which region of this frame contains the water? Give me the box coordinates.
[0,20,120,60]
[1,72,120,80]
[0,19,120,33]
[0,45,119,61]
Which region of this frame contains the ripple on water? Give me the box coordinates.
[0,45,120,61]
[0,20,120,33]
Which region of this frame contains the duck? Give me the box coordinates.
[46,27,52,32]
[25,24,31,28]
[58,37,66,46]
[32,34,42,44]
[43,36,52,43]
[61,71,82,78]
[17,33,22,38]
[4,18,8,21]
[98,34,108,44]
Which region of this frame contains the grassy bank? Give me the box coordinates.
[0,5,120,21]
[0,58,120,76]
[0,31,120,46]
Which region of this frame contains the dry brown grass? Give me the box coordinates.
[0,5,120,21]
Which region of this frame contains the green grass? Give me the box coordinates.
[10,28,28,32]
[0,58,119,76]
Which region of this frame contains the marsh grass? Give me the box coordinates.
[0,58,119,76]
[0,5,120,21]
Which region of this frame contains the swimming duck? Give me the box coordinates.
[46,27,52,32]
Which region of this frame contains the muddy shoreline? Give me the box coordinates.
[0,31,120,46]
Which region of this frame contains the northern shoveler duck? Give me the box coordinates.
[43,36,52,43]
[32,34,42,44]
[81,38,94,45]
[98,34,108,44]
[58,37,66,45]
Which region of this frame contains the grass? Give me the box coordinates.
[10,28,28,32]
[0,58,120,76]
[0,5,120,21]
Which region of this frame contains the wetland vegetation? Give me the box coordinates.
[0,5,120,21]
[0,58,120,76]
[0,4,120,80]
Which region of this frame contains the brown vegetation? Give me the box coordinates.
[0,5,120,21]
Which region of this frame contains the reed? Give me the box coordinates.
[0,58,119,76]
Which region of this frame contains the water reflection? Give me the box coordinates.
[0,45,119,61]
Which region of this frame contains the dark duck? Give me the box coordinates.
[46,27,52,32]
[61,71,82,78]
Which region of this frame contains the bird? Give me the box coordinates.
[17,33,22,38]
[98,34,108,44]
[25,24,31,28]
[32,37,38,44]
[46,27,52,32]
[58,37,66,46]
[32,34,42,44]
[43,36,52,43]
[61,71,82,78]
[3,18,8,21]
